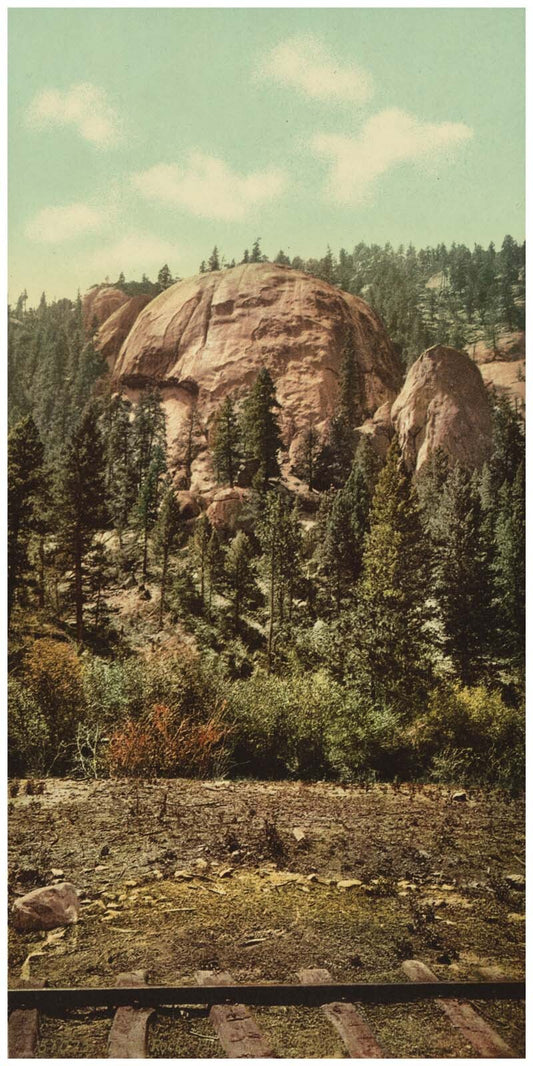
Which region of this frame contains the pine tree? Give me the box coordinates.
[190,513,211,605]
[241,368,282,489]
[291,423,320,490]
[206,528,225,617]
[133,445,167,579]
[56,404,107,643]
[176,403,204,488]
[224,531,256,632]
[157,264,175,291]
[208,247,220,272]
[338,326,362,429]
[320,438,378,613]
[153,484,182,626]
[257,490,301,670]
[8,415,45,620]
[103,395,136,549]
[492,461,525,669]
[211,395,242,487]
[433,464,490,683]
[131,389,167,492]
[350,438,432,713]
[314,413,354,489]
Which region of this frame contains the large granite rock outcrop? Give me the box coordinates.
[112,263,402,491]
[390,345,492,472]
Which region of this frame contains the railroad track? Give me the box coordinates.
[9,960,524,1058]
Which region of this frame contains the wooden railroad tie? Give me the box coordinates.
[107,970,154,1059]
[8,980,43,1059]
[195,970,275,1057]
[299,967,384,1058]
[402,959,516,1058]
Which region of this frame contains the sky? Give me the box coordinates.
[8,7,525,306]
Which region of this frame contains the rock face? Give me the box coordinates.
[391,345,492,472]
[113,264,402,491]
[467,330,525,413]
[82,285,130,331]
[95,294,153,369]
[12,882,80,932]
[206,487,250,532]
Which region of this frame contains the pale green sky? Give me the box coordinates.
[9,7,525,306]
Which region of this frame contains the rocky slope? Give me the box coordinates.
[466,330,525,413]
[112,263,402,491]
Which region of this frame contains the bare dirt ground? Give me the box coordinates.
[8,779,525,1058]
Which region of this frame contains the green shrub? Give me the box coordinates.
[8,679,50,776]
[227,669,340,778]
[22,639,86,771]
[412,682,525,788]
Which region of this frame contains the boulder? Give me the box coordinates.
[12,882,80,932]
[391,345,492,472]
[113,263,402,487]
[206,487,249,532]
[82,285,129,331]
[95,294,153,370]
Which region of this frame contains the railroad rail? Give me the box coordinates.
[8,960,525,1058]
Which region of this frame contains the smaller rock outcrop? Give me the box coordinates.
[391,345,493,472]
[82,286,129,331]
[12,882,80,932]
[357,402,395,459]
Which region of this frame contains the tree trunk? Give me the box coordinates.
[74,530,84,645]
[142,523,148,578]
[159,547,168,628]
[267,544,276,675]
[38,535,45,608]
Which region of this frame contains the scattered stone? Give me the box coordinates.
[452,791,467,802]
[94,865,107,873]
[124,879,137,888]
[337,879,363,891]
[12,882,80,932]
[293,828,306,843]
[218,867,234,879]
[307,873,319,883]
[174,870,193,881]
[507,912,526,923]
[194,858,209,872]
[50,868,64,878]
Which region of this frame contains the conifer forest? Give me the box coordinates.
[8,238,525,790]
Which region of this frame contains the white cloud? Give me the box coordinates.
[27,83,121,147]
[259,34,373,105]
[87,232,180,275]
[132,152,286,221]
[26,202,108,243]
[311,109,473,204]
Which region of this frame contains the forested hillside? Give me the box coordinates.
[8,237,525,789]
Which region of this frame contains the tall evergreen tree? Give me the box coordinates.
[492,461,525,669]
[8,415,45,620]
[211,395,242,487]
[153,485,182,626]
[350,438,432,712]
[291,423,321,490]
[433,464,491,683]
[241,368,283,489]
[56,404,107,643]
[224,531,256,632]
[131,389,167,492]
[133,445,167,579]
